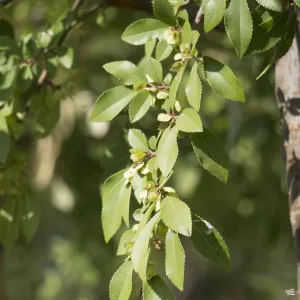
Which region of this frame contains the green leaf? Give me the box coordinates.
[155,39,173,62]
[256,11,296,79]
[101,169,127,202]
[181,21,192,47]
[156,127,178,177]
[90,86,137,122]
[191,31,200,52]
[185,62,202,111]
[132,171,148,203]
[122,19,169,45]
[153,0,176,25]
[246,9,289,55]
[0,197,21,248]
[204,0,226,33]
[148,136,157,150]
[139,57,163,83]
[191,128,228,183]
[165,230,185,291]
[295,0,300,8]
[17,65,34,92]
[117,230,135,256]
[168,64,186,109]
[128,129,150,152]
[37,31,52,48]
[255,0,282,12]
[103,61,146,86]
[161,197,192,236]
[135,203,156,236]
[110,261,134,300]
[132,213,160,280]
[58,46,74,69]
[176,108,203,133]
[225,0,253,58]
[0,115,10,164]
[0,58,18,101]
[0,36,20,56]
[203,56,245,102]
[0,19,15,39]
[143,276,175,300]
[102,174,132,242]
[145,39,157,57]
[191,215,230,268]
[34,97,60,138]
[22,194,40,242]
[129,91,153,123]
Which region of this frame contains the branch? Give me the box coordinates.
[106,0,200,23]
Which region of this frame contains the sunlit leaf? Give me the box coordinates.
[161,197,192,236]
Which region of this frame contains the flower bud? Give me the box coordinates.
[148,189,159,202]
[130,151,146,162]
[175,100,181,112]
[146,181,156,190]
[156,90,168,100]
[170,61,183,72]
[133,81,147,92]
[157,113,171,122]
[174,53,183,61]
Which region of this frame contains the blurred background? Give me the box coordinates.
[0,0,296,299]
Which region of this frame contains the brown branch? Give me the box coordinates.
[106,0,200,23]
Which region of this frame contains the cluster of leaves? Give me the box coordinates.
[0,13,77,247]
[89,0,258,298]
[200,0,296,78]
[0,0,298,298]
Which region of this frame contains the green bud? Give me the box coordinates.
[130,151,146,162]
[146,181,156,190]
[170,61,183,72]
[133,81,147,92]
[157,113,171,122]
[148,189,159,202]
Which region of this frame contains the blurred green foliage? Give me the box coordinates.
[0,0,296,299]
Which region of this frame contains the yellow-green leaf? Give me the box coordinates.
[109,261,134,300]
[165,230,185,290]
[90,86,137,122]
[185,62,202,111]
[161,197,192,236]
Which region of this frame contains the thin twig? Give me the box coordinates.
[195,6,203,24]
[57,1,106,47]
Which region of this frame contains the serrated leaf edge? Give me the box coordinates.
[224,0,253,58]
[165,230,185,291]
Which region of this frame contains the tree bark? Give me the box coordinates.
[275,19,300,298]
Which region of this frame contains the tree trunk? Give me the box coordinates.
[275,18,300,298]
